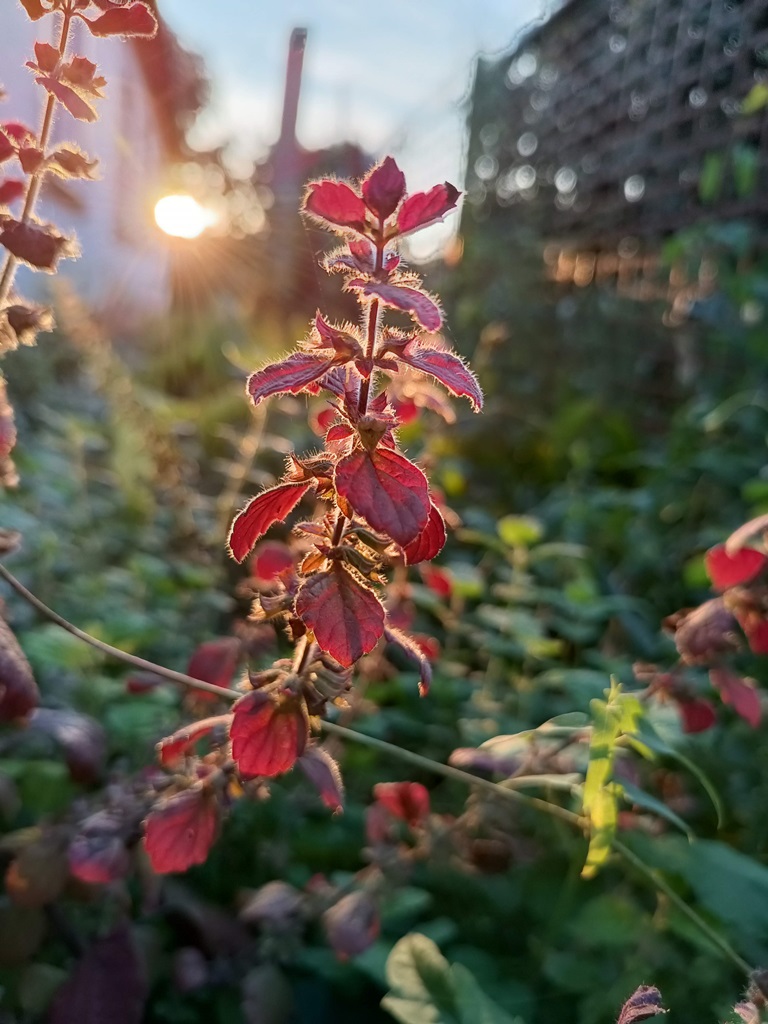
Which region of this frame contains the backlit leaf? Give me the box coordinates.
[156,716,229,767]
[143,788,220,874]
[83,3,158,38]
[396,183,460,236]
[0,180,23,205]
[298,746,345,812]
[248,352,334,406]
[303,180,367,232]
[402,501,447,564]
[393,339,483,410]
[384,625,433,696]
[230,689,307,777]
[349,279,442,332]
[0,218,77,270]
[296,566,385,666]
[34,77,97,122]
[19,0,47,20]
[228,481,312,562]
[335,447,429,547]
[362,157,406,220]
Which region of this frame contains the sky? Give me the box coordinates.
[160,0,551,254]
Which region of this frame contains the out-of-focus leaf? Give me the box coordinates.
[49,925,147,1024]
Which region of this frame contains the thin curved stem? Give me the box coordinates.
[0,561,754,977]
[321,719,582,826]
[614,838,753,975]
[0,564,236,701]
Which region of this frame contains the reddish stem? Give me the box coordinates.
[0,3,74,308]
[356,229,386,415]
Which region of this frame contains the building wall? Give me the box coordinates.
[2,6,172,325]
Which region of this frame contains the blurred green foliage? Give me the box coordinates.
[0,215,768,1023]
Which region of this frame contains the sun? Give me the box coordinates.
[154,194,217,239]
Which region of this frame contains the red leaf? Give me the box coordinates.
[334,447,429,547]
[296,566,385,666]
[248,352,334,406]
[396,182,460,236]
[33,42,59,74]
[19,0,47,19]
[298,746,345,812]
[348,279,442,332]
[0,618,38,721]
[705,544,767,590]
[739,613,768,654]
[0,180,24,206]
[49,926,147,1024]
[710,667,762,728]
[156,716,228,767]
[402,501,447,564]
[0,218,76,270]
[384,625,433,696]
[374,781,430,826]
[68,811,130,885]
[18,147,44,173]
[362,157,406,220]
[393,338,483,411]
[60,56,106,95]
[677,697,717,734]
[230,689,307,777]
[83,3,158,37]
[187,637,240,690]
[35,77,97,122]
[421,564,453,600]
[0,133,14,163]
[124,671,164,694]
[250,541,295,583]
[143,788,220,874]
[228,481,312,562]
[303,180,367,232]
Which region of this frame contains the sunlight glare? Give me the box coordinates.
[154,194,217,238]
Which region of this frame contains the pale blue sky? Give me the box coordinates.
[160,0,549,218]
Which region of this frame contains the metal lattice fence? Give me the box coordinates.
[464,0,768,248]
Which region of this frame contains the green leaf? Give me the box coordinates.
[581,681,644,878]
[382,933,519,1024]
[627,726,724,827]
[741,83,768,114]
[732,145,759,197]
[699,153,724,204]
[582,782,619,879]
[618,780,694,839]
[497,514,543,548]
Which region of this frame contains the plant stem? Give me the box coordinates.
[0,561,754,977]
[0,564,235,701]
[614,838,752,975]
[357,234,385,415]
[320,719,582,826]
[0,5,74,309]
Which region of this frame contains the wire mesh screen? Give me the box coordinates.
[464,0,768,246]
